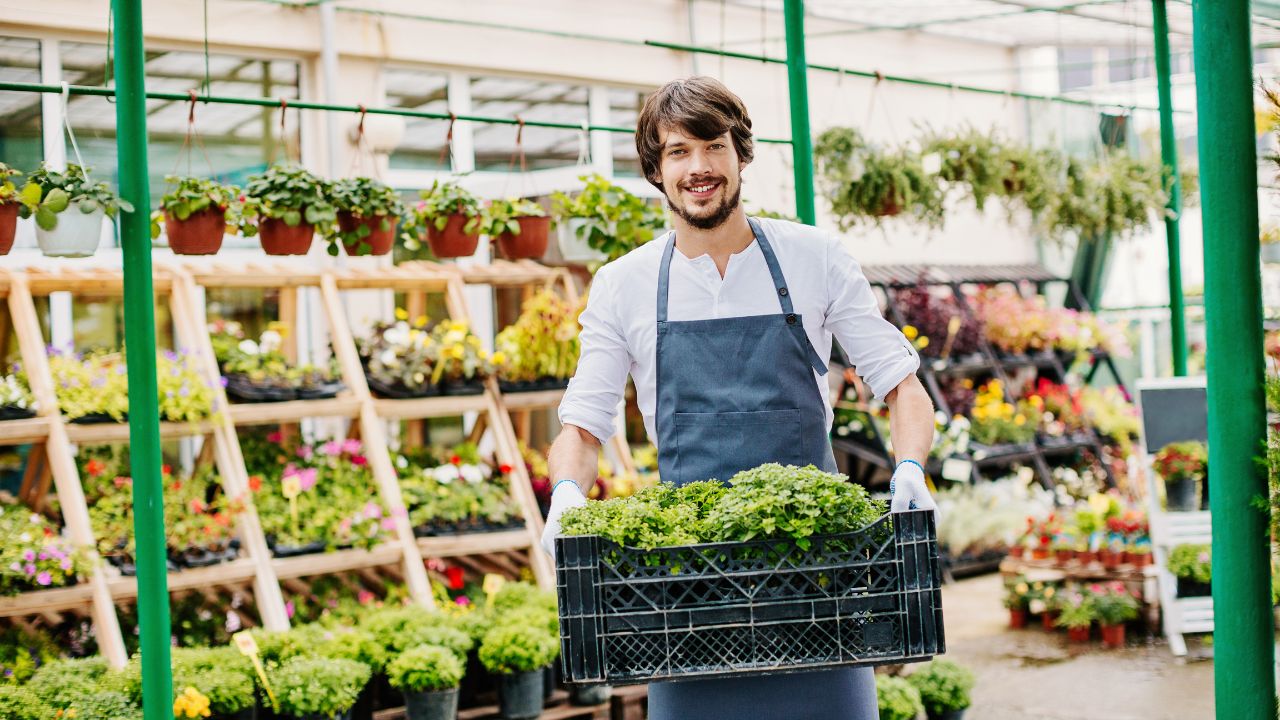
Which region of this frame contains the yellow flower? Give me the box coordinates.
[1015,583,1028,594]
[961,378,973,389]
[415,315,428,328]
[491,351,507,365]
[902,325,918,340]
[916,336,930,349]
[1044,587,1055,598]
[449,346,465,360]
[1029,396,1044,408]
[394,308,409,321]
[1014,414,1026,426]
[174,687,212,719]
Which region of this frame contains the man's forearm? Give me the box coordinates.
[547,424,603,495]
[886,374,934,464]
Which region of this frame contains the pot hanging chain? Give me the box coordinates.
[173,90,216,177]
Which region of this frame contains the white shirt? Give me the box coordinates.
[558,217,920,445]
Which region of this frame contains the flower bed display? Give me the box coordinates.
[967,380,1037,452]
[395,443,523,537]
[893,284,983,362]
[48,348,218,424]
[210,320,344,402]
[0,369,35,420]
[360,313,497,398]
[494,290,581,392]
[0,497,89,595]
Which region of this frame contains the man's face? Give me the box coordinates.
[656,126,745,231]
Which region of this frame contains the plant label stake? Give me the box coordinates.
[282,475,301,534]
[232,631,277,709]
[482,573,506,609]
[940,315,962,360]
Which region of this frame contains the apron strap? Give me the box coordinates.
[750,218,829,376]
[657,230,677,324]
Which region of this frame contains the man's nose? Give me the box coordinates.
[688,148,713,175]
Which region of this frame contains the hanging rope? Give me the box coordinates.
[104,0,115,103]
[575,119,591,168]
[501,116,533,198]
[61,83,89,176]
[347,104,380,179]
[174,90,216,177]
[437,112,456,170]
[275,97,291,164]
[202,0,212,96]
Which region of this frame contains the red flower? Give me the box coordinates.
[351,455,368,466]
[267,431,283,444]
[213,512,230,527]
[450,455,461,466]
[113,476,131,488]
[162,464,172,477]
[499,464,512,474]
[189,499,206,513]
[248,475,262,492]
[445,566,465,590]
[85,459,105,477]
[171,480,182,491]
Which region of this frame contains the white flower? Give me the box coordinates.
[395,455,408,470]
[19,532,31,542]
[383,325,410,347]
[921,152,944,175]
[432,465,459,484]
[459,465,484,484]
[238,339,260,355]
[259,330,282,353]
[379,349,399,368]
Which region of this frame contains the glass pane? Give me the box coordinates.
[469,75,587,172]
[0,37,43,171]
[610,87,645,178]
[386,68,451,171]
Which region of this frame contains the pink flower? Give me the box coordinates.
[380,518,395,531]
[285,601,295,618]
[296,445,313,460]
[36,572,51,586]
[60,558,73,571]
[267,431,283,443]
[364,502,382,519]
[321,440,343,457]
[24,564,35,576]
[455,596,471,607]
[351,455,367,467]
[298,468,318,491]
[21,550,35,562]
[342,438,363,455]
[357,590,375,605]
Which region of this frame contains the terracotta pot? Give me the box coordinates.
[339,211,397,256]
[1077,550,1098,565]
[1129,552,1152,568]
[494,216,550,259]
[1008,546,1025,559]
[1100,550,1123,570]
[425,213,480,259]
[1008,608,1027,629]
[1041,611,1058,631]
[0,202,17,255]
[1055,549,1074,565]
[165,207,225,255]
[875,198,902,217]
[259,218,315,255]
[1031,547,1050,561]
[1100,623,1125,648]
[1067,625,1091,643]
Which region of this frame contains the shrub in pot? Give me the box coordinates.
[0,163,22,255]
[478,624,559,720]
[331,176,405,256]
[1153,440,1206,512]
[272,655,370,720]
[550,173,665,262]
[482,198,550,260]
[907,659,975,720]
[876,675,925,720]
[1168,543,1212,597]
[388,644,464,720]
[1053,589,1095,642]
[1090,581,1140,648]
[152,175,251,255]
[243,164,335,256]
[405,180,483,259]
[18,163,132,258]
[0,685,47,720]
[814,127,944,230]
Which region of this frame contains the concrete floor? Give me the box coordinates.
[938,574,1215,720]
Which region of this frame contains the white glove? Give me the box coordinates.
[889,461,939,524]
[541,480,588,559]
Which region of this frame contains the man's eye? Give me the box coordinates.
[710,143,726,150]
[669,149,685,156]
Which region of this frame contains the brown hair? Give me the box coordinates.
[635,76,754,193]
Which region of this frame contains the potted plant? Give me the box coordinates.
[1153,440,1206,512]
[48,351,130,422]
[272,656,371,720]
[997,142,1064,221]
[875,675,925,720]
[814,127,944,230]
[477,624,559,720]
[360,312,440,398]
[1168,543,1212,597]
[922,126,1007,211]
[907,659,975,720]
[482,198,550,260]
[0,163,21,255]
[152,175,251,255]
[0,685,46,720]
[892,285,983,363]
[157,350,220,424]
[404,180,483,259]
[211,321,343,402]
[0,370,35,420]
[0,498,87,595]
[968,380,1037,454]
[1054,589,1095,643]
[242,164,335,256]
[387,644,463,720]
[550,173,665,262]
[1023,580,1058,629]
[1003,576,1031,629]
[18,163,132,258]
[429,320,497,394]
[331,177,404,256]
[1090,581,1139,648]
[495,291,582,391]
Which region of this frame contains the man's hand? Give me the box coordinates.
[541,480,588,559]
[889,461,939,524]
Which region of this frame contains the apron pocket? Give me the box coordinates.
[672,408,805,483]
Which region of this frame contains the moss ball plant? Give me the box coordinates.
[477,624,559,675]
[387,644,465,694]
[877,675,926,720]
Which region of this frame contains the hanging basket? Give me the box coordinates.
[37,208,104,258]
[259,217,315,256]
[339,211,398,256]
[556,217,607,263]
[494,216,550,260]
[165,207,226,255]
[0,202,18,255]
[425,214,481,259]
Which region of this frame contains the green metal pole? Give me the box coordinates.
[1153,0,1188,377]
[782,0,816,225]
[112,1,172,718]
[1191,1,1276,717]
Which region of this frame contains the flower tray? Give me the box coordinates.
[555,509,944,686]
[968,441,1037,459]
[499,376,571,393]
[69,412,125,424]
[175,543,240,569]
[0,406,36,421]
[267,538,328,558]
[296,381,345,400]
[1036,432,1092,449]
[412,518,525,537]
[365,374,441,400]
[224,374,297,403]
[439,379,486,396]
[108,555,179,577]
[1176,577,1212,598]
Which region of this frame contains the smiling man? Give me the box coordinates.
[542,76,938,720]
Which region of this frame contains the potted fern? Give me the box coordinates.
[18,163,132,258]
[482,198,550,260]
[151,175,251,255]
[550,174,665,262]
[814,127,944,230]
[331,176,405,256]
[0,163,21,255]
[388,644,464,720]
[922,127,1007,211]
[404,180,483,259]
[242,164,335,256]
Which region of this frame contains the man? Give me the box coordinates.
[542,76,938,720]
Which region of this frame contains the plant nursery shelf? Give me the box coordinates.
[416,529,531,558]
[105,558,259,601]
[0,416,52,444]
[227,396,362,425]
[372,395,489,420]
[0,584,94,617]
[62,419,218,444]
[500,388,567,411]
[271,542,406,581]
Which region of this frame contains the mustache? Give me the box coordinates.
[679,176,726,189]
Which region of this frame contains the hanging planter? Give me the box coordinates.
[165,207,226,255]
[481,198,550,260]
[403,179,482,260]
[427,213,481,259]
[243,164,335,257]
[259,217,316,256]
[337,212,397,256]
[18,164,130,259]
[331,177,405,257]
[556,218,606,263]
[37,207,105,258]
[813,127,944,230]
[551,174,665,263]
[152,175,251,256]
[0,162,22,255]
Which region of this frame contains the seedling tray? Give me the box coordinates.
[555,509,944,686]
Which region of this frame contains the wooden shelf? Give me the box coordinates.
[63,419,218,444]
[500,389,567,411]
[417,530,532,558]
[106,558,259,601]
[271,542,406,581]
[0,416,51,445]
[373,395,489,420]
[228,397,362,425]
[0,582,95,617]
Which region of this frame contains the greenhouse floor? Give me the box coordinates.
[941,574,1215,720]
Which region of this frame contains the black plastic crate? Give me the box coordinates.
[555,509,944,686]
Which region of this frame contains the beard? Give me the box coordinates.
[668,180,742,231]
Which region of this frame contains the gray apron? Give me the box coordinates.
[648,218,877,719]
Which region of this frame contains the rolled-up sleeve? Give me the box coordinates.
[558,264,630,444]
[824,235,919,399]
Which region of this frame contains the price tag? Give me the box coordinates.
[940,458,973,483]
[232,631,277,709]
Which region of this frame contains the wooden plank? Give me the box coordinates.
[228,397,362,425]
[0,417,52,446]
[18,441,50,510]
[501,389,567,411]
[373,395,489,420]
[62,419,219,444]
[278,287,299,364]
[106,559,259,601]
[271,542,406,581]
[417,530,533,558]
[0,583,95,617]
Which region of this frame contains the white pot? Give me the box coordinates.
[556,218,607,263]
[36,207,106,258]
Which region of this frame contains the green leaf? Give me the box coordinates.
[283,209,302,227]
[19,182,42,208]
[304,205,325,225]
[35,207,58,231]
[42,187,69,214]
[78,199,100,214]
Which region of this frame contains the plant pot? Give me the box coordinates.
[1055,549,1074,564]
[874,198,902,217]
[498,379,537,393]
[1008,608,1027,629]
[268,539,327,558]
[296,381,345,400]
[1164,475,1200,512]
[1030,547,1050,561]
[69,412,124,424]
[166,207,226,255]
[36,207,104,258]
[1129,552,1152,568]
[1100,623,1125,648]
[211,707,257,720]
[497,670,544,720]
[1008,546,1024,559]
[339,211,397,256]
[259,217,315,256]
[930,710,968,720]
[1099,549,1123,570]
[1041,611,1058,631]
[224,374,298,403]
[0,405,36,421]
[426,214,481,259]
[543,664,555,701]
[0,201,18,255]
[569,684,611,706]
[494,216,551,260]
[439,378,485,396]
[1066,625,1091,643]
[404,688,458,720]
[556,218,606,263]
[1077,550,1098,565]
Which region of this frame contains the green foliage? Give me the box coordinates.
[211,321,340,392]
[551,173,666,260]
[1168,543,1212,584]
[243,163,336,229]
[923,126,1008,211]
[387,644,465,693]
[271,656,370,718]
[0,163,21,204]
[477,624,559,675]
[491,581,557,616]
[157,350,219,423]
[402,179,483,250]
[876,675,925,720]
[814,127,944,230]
[0,626,61,685]
[359,605,470,657]
[558,483,702,549]
[494,291,582,383]
[47,349,216,423]
[0,685,47,720]
[1053,589,1096,629]
[907,659,975,715]
[152,175,255,241]
[330,176,405,255]
[113,647,255,716]
[1090,582,1140,625]
[1048,152,1167,242]
[998,142,1064,219]
[477,197,546,238]
[26,656,110,706]
[291,623,390,674]
[17,163,133,230]
[62,690,141,720]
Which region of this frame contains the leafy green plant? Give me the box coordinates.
[477,197,546,238]
[397,450,520,531]
[272,656,370,718]
[402,179,483,251]
[490,581,558,616]
[157,349,219,424]
[477,624,559,675]
[387,644,465,693]
[330,176,405,255]
[48,350,129,421]
[242,163,336,230]
[1053,589,1096,629]
[151,175,255,240]
[17,163,133,230]
[0,163,21,204]
[551,173,666,260]
[0,685,47,720]
[1090,581,1140,625]
[211,320,340,393]
[1049,152,1167,242]
[998,143,1064,219]
[876,675,925,720]
[495,290,582,383]
[0,626,61,685]
[923,126,1008,210]
[26,656,111,707]
[291,623,390,674]
[907,659,975,716]
[815,127,945,230]
[1168,543,1212,584]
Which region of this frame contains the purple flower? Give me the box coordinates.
[60,558,72,571]
[21,550,35,562]
[179,386,190,398]
[23,563,36,576]
[163,350,179,361]
[37,551,49,561]
[91,377,106,388]
[36,572,51,586]
[219,376,229,388]
[285,601,295,618]
[8,562,20,572]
